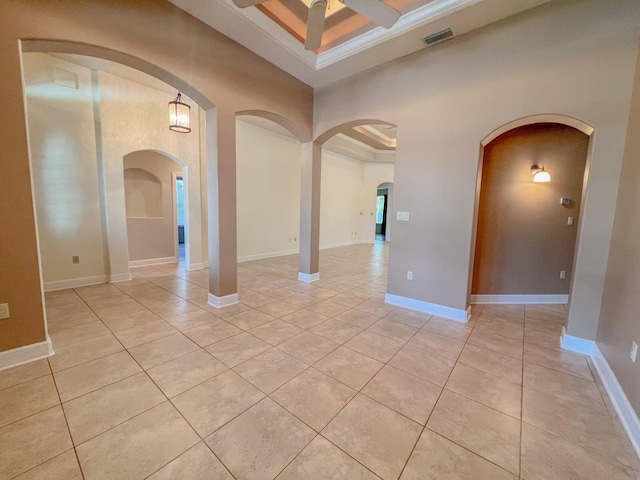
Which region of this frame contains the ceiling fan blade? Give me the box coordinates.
[232,0,264,8]
[305,0,327,50]
[340,0,401,29]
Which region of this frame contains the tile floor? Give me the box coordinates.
[1,243,639,479]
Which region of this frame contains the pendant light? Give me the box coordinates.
[169,92,191,133]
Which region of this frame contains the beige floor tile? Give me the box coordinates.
[182,319,242,347]
[421,317,472,341]
[147,442,233,479]
[0,359,50,390]
[207,302,252,318]
[128,332,199,370]
[305,300,351,317]
[314,346,384,390]
[356,300,397,317]
[257,300,301,317]
[206,332,272,367]
[407,329,465,360]
[446,363,521,418]
[48,334,123,372]
[458,343,522,384]
[277,331,339,364]
[524,327,562,350]
[427,390,521,475]
[50,321,111,348]
[467,330,523,359]
[322,393,422,480]
[345,330,404,362]
[285,294,323,308]
[149,301,203,320]
[525,315,565,335]
[384,309,431,328]
[0,375,59,428]
[401,429,517,480]
[226,309,276,330]
[54,351,142,402]
[234,348,307,393]
[164,309,219,331]
[281,309,331,329]
[335,309,380,329]
[362,365,441,425]
[113,320,177,348]
[523,362,606,412]
[99,309,163,333]
[241,292,278,308]
[206,398,316,480]
[367,318,419,343]
[521,423,636,480]
[63,373,165,445]
[310,318,363,344]
[0,406,73,480]
[524,342,593,380]
[12,450,82,480]
[388,343,455,387]
[147,349,228,397]
[76,402,199,480]
[522,387,630,465]
[326,293,365,308]
[249,319,304,345]
[474,318,524,341]
[276,435,378,480]
[48,311,99,333]
[271,368,356,431]
[172,370,264,436]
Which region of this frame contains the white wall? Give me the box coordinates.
[24,53,206,290]
[236,120,301,261]
[25,54,108,288]
[314,0,640,336]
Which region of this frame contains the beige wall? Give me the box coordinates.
[0,0,312,354]
[124,151,182,262]
[597,44,640,416]
[472,124,588,295]
[314,0,640,335]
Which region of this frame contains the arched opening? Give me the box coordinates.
[469,115,594,334]
[123,150,187,267]
[375,182,394,242]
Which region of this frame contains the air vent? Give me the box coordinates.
[423,28,455,47]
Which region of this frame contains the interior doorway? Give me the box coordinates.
[376,188,388,240]
[175,175,185,262]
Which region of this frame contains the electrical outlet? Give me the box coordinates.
[0,303,9,320]
[560,270,566,279]
[631,342,638,363]
[72,256,80,264]
[407,271,413,280]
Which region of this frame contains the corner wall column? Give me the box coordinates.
[206,107,238,307]
[299,141,321,282]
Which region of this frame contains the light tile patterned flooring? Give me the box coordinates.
[1,243,639,479]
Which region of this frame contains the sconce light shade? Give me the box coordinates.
[169,93,191,133]
[531,165,551,183]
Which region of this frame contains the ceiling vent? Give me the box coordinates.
[423,28,455,47]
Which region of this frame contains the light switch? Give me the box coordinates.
[567,217,574,226]
[0,303,9,320]
[397,212,410,221]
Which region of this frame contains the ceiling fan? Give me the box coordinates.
[232,0,401,50]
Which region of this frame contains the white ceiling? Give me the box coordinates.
[168,0,552,87]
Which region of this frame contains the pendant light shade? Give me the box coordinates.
[531,165,550,183]
[169,92,191,133]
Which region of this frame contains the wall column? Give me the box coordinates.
[298,141,322,282]
[206,107,239,306]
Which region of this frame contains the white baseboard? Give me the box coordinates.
[0,338,54,371]
[298,272,320,283]
[361,239,376,244]
[238,249,299,263]
[44,275,108,292]
[320,240,362,250]
[560,333,640,459]
[109,273,132,283]
[592,345,640,459]
[471,294,569,304]
[186,262,206,271]
[560,327,595,355]
[207,292,239,308]
[385,293,470,323]
[128,256,176,268]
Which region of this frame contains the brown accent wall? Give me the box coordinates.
[472,124,588,295]
[0,0,313,354]
[597,44,640,415]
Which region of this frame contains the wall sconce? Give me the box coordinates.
[169,92,191,133]
[531,165,550,183]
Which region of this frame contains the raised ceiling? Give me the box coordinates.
[168,0,552,87]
